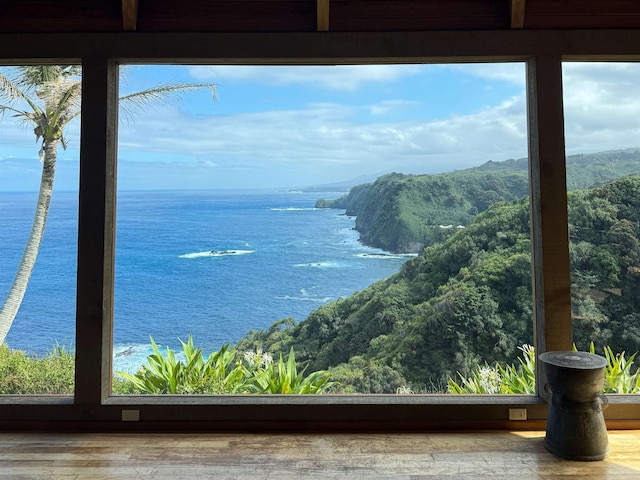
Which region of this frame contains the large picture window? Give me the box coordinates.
[112,63,533,396]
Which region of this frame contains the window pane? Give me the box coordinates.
[563,62,640,394]
[0,65,79,395]
[113,64,532,395]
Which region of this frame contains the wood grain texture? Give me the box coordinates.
[0,431,639,478]
[511,0,526,28]
[2,0,640,33]
[317,0,330,31]
[330,0,508,32]
[136,0,317,33]
[122,0,139,31]
[526,55,573,384]
[75,58,119,404]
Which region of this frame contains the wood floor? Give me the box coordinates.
[0,430,639,479]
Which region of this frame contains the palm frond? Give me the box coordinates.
[12,65,80,93]
[0,72,21,103]
[0,105,31,122]
[0,71,43,117]
[40,77,81,105]
[119,82,216,122]
[48,81,82,138]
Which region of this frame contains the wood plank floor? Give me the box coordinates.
[0,430,639,479]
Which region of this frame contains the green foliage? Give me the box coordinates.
[449,344,639,394]
[243,348,334,394]
[237,198,536,390]
[568,176,640,356]
[239,172,640,394]
[328,356,407,394]
[116,336,246,394]
[448,344,536,394]
[565,149,640,190]
[317,150,640,255]
[341,171,529,253]
[0,344,74,394]
[115,336,333,395]
[585,343,640,394]
[316,182,372,215]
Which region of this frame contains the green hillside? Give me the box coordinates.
[316,148,640,253]
[240,175,640,393]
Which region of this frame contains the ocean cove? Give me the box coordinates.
[0,189,408,373]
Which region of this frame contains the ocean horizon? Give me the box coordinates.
[0,189,412,373]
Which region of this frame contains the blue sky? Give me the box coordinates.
[1,62,640,191]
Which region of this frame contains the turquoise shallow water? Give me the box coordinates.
[0,189,411,372]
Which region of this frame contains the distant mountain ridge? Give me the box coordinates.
[316,148,640,253]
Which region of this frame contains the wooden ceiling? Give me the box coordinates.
[1,1,639,34]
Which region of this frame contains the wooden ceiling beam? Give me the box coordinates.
[317,0,330,32]
[122,0,139,31]
[510,0,526,29]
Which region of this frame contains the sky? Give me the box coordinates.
[1,62,640,192]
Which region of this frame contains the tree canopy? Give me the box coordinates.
[244,174,640,393]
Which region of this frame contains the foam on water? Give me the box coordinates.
[293,261,340,268]
[356,252,419,259]
[270,207,319,211]
[1,190,410,363]
[112,343,157,374]
[179,249,255,259]
[275,295,334,303]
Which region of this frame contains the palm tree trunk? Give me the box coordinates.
[0,140,57,345]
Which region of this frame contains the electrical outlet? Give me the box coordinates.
[121,409,140,421]
[508,408,527,421]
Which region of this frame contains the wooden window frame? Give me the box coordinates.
[0,31,639,431]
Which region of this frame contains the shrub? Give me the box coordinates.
[0,343,74,394]
[243,347,334,394]
[448,343,640,394]
[115,336,333,394]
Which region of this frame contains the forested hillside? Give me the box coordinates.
[240,175,640,393]
[316,148,640,253]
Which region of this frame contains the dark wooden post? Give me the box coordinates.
[75,58,118,405]
[527,55,573,398]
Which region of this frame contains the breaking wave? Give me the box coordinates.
[179,249,255,259]
[293,261,340,268]
[356,252,419,259]
[270,207,319,211]
[275,295,334,303]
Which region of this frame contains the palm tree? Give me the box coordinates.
[0,65,215,345]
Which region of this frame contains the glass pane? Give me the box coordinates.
[563,62,640,394]
[0,65,79,394]
[113,63,532,395]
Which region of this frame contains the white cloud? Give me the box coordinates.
[188,65,426,91]
[116,92,529,189]
[563,62,640,154]
[369,100,419,116]
[440,63,526,86]
[6,62,640,191]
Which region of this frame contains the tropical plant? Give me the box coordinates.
[116,336,334,395]
[449,343,639,395]
[0,65,216,345]
[116,336,243,394]
[587,343,640,394]
[495,343,536,394]
[243,347,334,394]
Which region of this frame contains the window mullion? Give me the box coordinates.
[75,57,118,405]
[526,55,573,398]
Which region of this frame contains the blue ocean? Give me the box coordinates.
[0,190,410,373]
